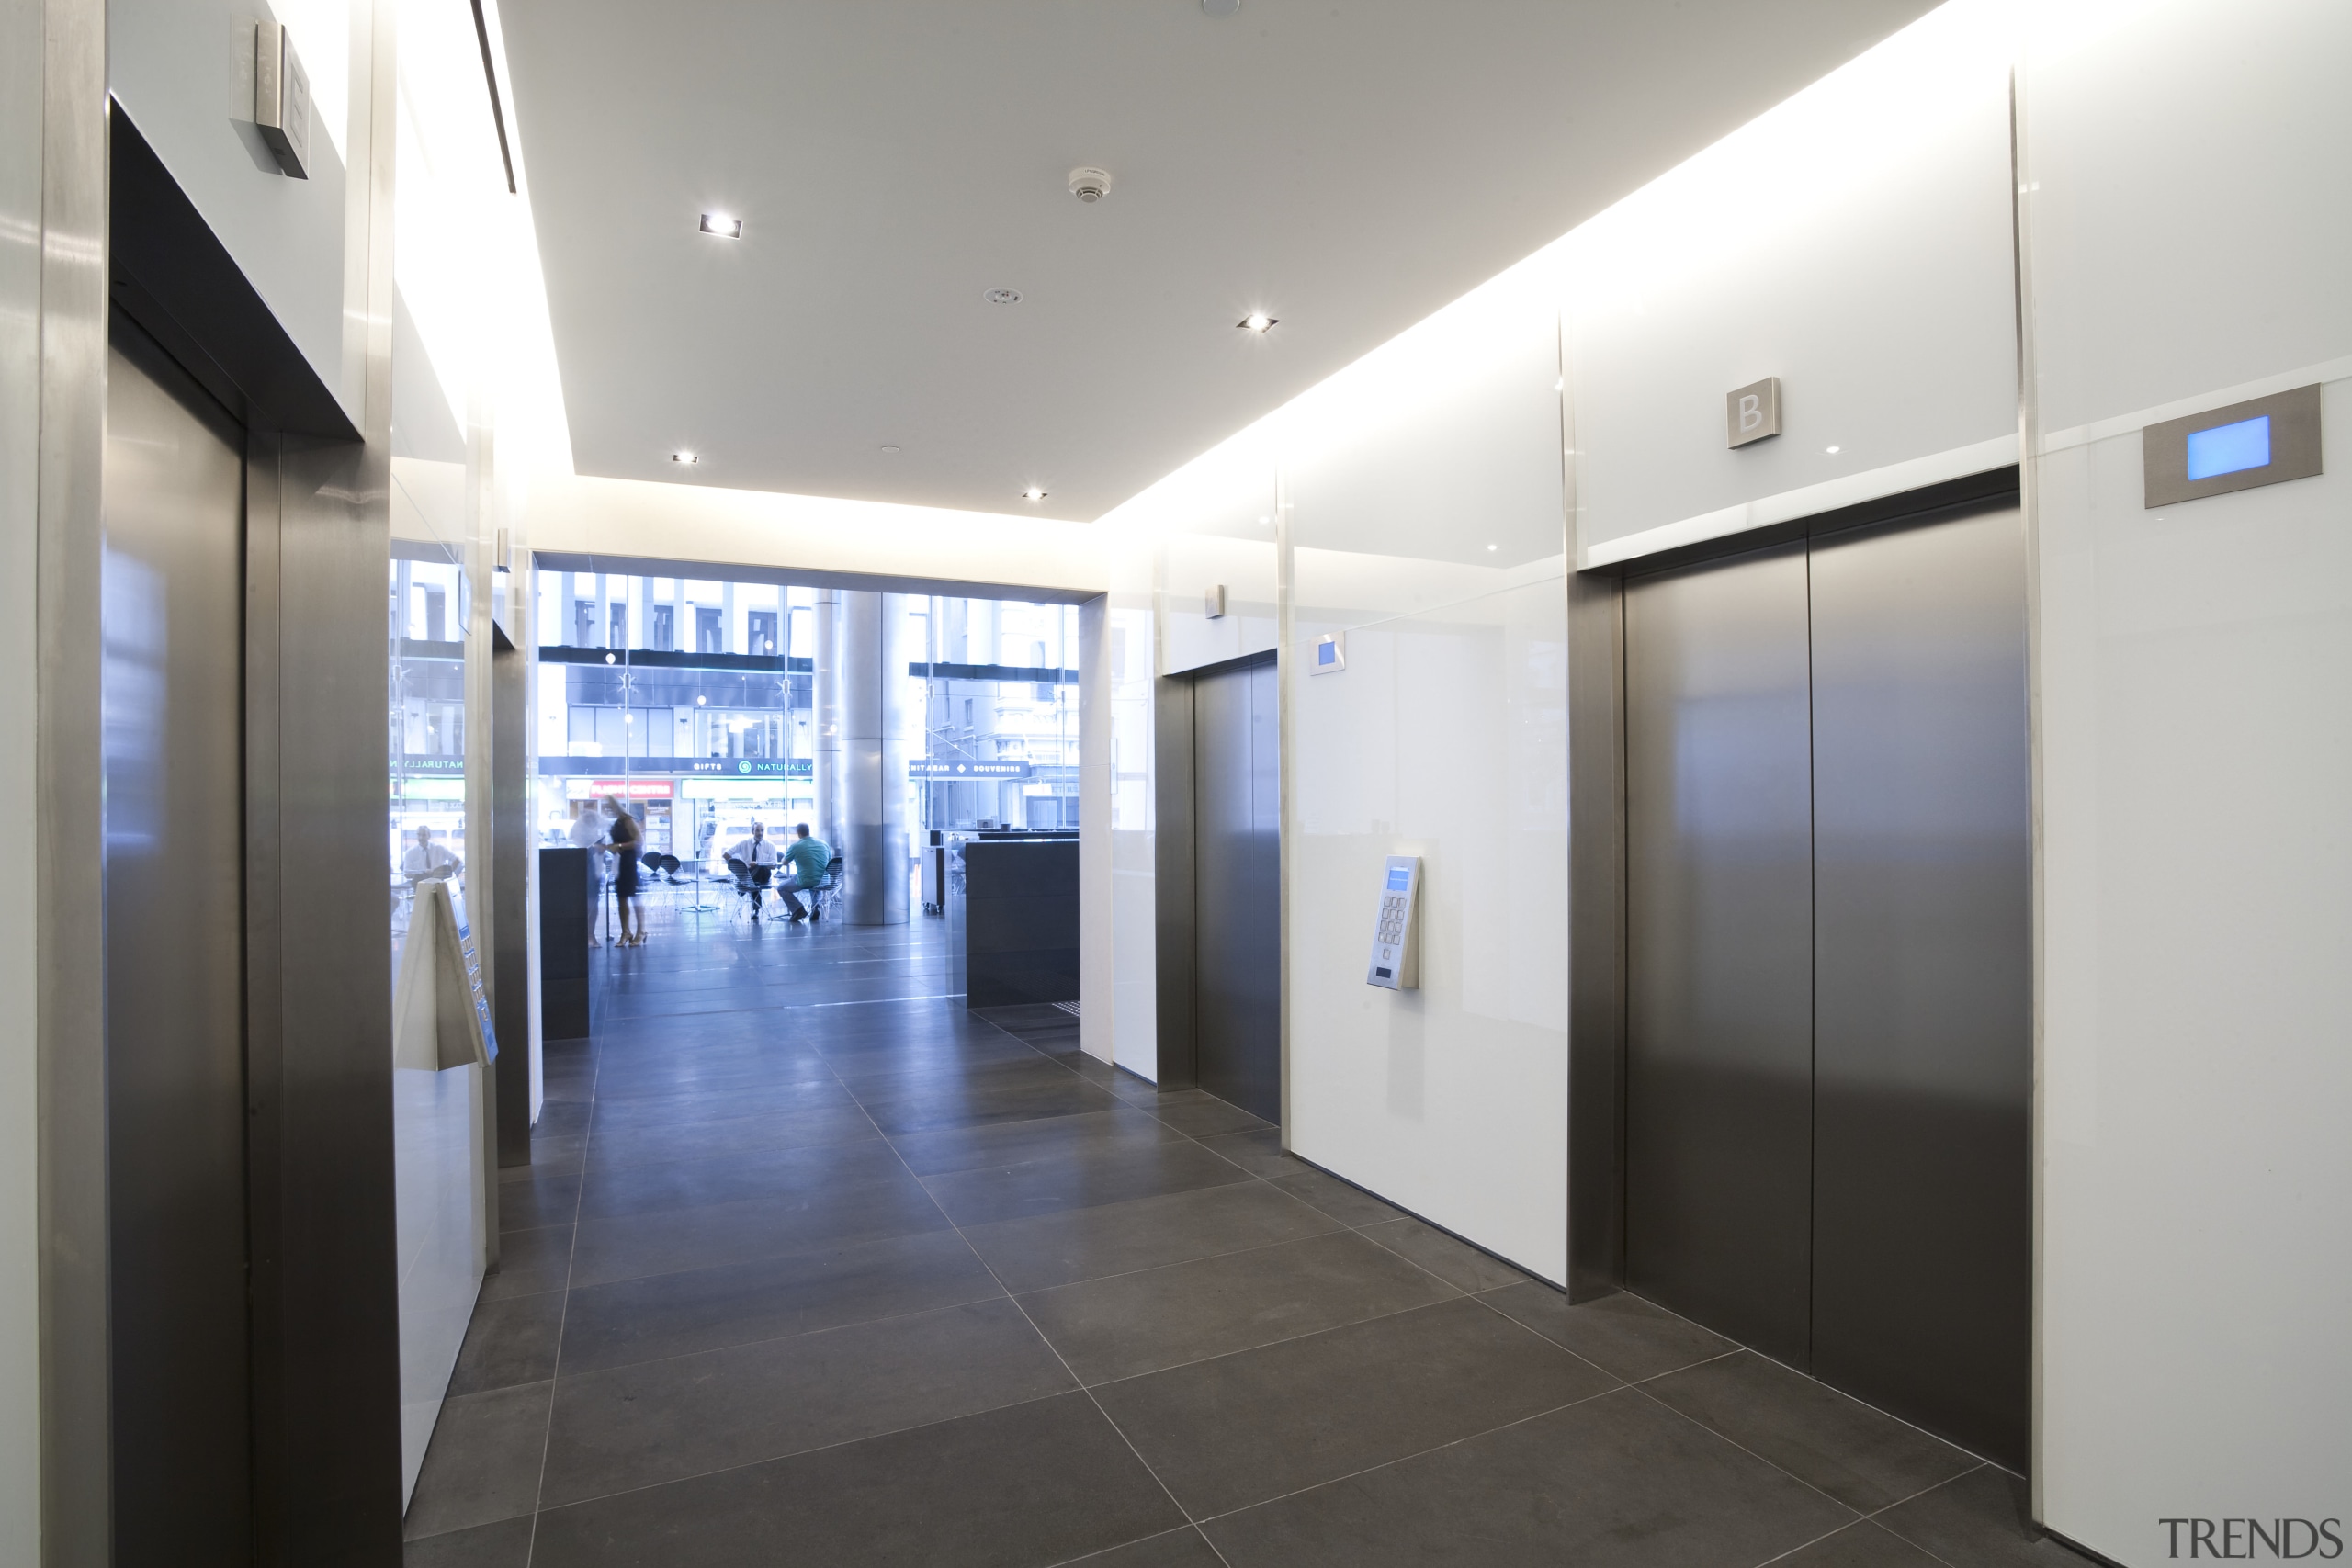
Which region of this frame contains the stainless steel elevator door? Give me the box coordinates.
[1623,543,1816,1364]
[1193,655,1281,1122]
[104,329,252,1563]
[1809,508,2030,1467]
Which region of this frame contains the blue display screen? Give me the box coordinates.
[1317,639,1338,666]
[2186,415,2271,481]
[1385,866,1410,891]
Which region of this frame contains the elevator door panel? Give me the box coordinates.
[104,332,252,1564]
[1809,510,2030,1466]
[1194,656,1281,1122]
[1623,544,1815,1364]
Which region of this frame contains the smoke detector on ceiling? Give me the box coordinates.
[1068,166,1114,204]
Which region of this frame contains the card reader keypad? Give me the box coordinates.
[1367,855,1420,990]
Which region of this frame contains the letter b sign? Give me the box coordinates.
[1727,378,1782,448]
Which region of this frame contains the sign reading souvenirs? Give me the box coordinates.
[909,760,1035,780]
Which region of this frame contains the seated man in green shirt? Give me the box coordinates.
[776,822,833,923]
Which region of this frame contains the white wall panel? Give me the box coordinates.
[1566,0,2018,567]
[1105,536,1159,1078]
[2024,1,2352,1559]
[109,0,358,415]
[534,473,1111,601]
[1287,577,1568,1283]
[1279,278,1570,1283]
[1161,532,1277,675]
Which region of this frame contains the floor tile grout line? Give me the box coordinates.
[518,1285,1021,1386]
[1451,1285,1632,1389]
[819,1031,1239,1568]
[1848,1462,1993,1568]
[1619,1374,1877,1532]
[1038,1524,1228,1568]
[1182,1382,1628,1531]
[517,1385,1091,1519]
[1073,1292,1499,1397]
[1744,1461,1990,1568]
[522,1019,602,1568]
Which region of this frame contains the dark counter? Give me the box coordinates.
[962,838,1079,1009]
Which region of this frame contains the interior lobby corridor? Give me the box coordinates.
[401,908,2066,1568]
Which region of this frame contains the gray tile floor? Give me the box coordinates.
[403,898,2086,1567]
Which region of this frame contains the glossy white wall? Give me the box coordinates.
[531,473,1109,602]
[2022,1,2352,1559]
[1283,281,1570,1284]
[1566,0,2018,569]
[108,0,362,414]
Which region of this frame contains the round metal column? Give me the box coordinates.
[840,590,910,924]
[813,589,840,851]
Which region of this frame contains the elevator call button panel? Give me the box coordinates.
[1366,855,1421,990]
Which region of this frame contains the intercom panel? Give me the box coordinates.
[1366,854,1420,990]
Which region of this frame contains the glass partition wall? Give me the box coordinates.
[910,596,1080,834]
[532,577,1081,918]
[390,551,470,954]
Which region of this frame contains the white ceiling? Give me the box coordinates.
[500,0,1939,522]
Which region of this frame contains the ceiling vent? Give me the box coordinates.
[1068,166,1113,204]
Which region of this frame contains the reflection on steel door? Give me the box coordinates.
[1193,654,1281,1122]
[1622,505,2030,1469]
[104,325,253,1564]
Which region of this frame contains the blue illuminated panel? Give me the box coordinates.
[1386,866,1410,891]
[2185,415,2271,481]
[1317,640,1338,666]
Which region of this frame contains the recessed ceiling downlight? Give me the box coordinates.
[1022,487,1047,502]
[1203,0,1241,14]
[672,451,699,464]
[985,288,1023,305]
[698,213,743,239]
[1238,312,1277,333]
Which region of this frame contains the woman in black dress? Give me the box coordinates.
[605,794,646,946]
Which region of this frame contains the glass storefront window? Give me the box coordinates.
[390,549,469,953]
[529,578,1080,897]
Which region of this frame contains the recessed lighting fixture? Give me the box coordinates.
[1021,486,1048,502]
[880,444,900,455]
[1826,445,1841,454]
[1238,312,1277,333]
[695,694,707,705]
[1203,0,1240,14]
[673,451,699,464]
[1487,544,1498,551]
[698,213,743,239]
[985,288,1023,305]
[604,652,616,665]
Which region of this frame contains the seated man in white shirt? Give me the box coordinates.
[401,824,461,883]
[726,820,784,919]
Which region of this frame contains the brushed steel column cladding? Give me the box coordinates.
[1623,542,1815,1366]
[841,590,910,924]
[103,332,253,1563]
[1192,654,1281,1122]
[1808,507,2030,1467]
[492,630,532,1165]
[814,589,839,850]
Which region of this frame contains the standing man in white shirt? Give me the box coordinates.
[401,823,461,882]
[727,820,784,919]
